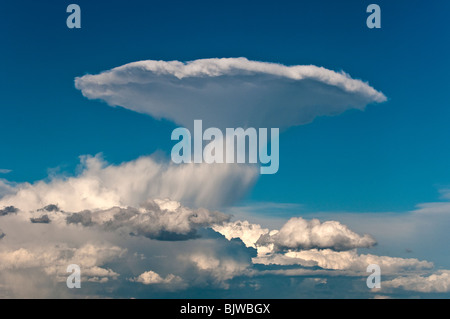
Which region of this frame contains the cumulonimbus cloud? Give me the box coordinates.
[75,57,387,129]
[0,154,258,212]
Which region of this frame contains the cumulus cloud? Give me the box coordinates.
[0,154,257,212]
[256,217,376,252]
[215,217,433,277]
[188,253,251,287]
[254,249,433,274]
[383,270,450,293]
[75,57,386,130]
[65,199,230,240]
[1,172,449,297]
[214,217,376,253]
[0,243,124,283]
[132,270,185,289]
[212,220,270,249]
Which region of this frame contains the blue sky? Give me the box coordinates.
[1,0,449,212]
[1,0,450,298]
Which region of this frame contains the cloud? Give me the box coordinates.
[438,189,450,200]
[1,163,449,298]
[372,295,392,299]
[0,243,125,284]
[187,253,251,287]
[383,270,450,293]
[38,204,60,213]
[0,154,258,211]
[212,220,270,249]
[30,214,51,224]
[0,169,11,174]
[254,249,433,274]
[75,57,386,130]
[132,270,185,289]
[256,217,376,252]
[214,217,436,284]
[0,230,5,240]
[0,180,15,198]
[0,206,18,216]
[65,199,230,240]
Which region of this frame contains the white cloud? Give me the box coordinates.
[212,220,270,249]
[372,295,392,299]
[0,243,125,283]
[213,217,376,260]
[257,217,376,251]
[75,57,386,130]
[254,249,432,274]
[0,154,258,212]
[0,169,11,174]
[188,253,250,287]
[383,270,450,293]
[132,270,185,289]
[215,217,434,278]
[1,166,449,297]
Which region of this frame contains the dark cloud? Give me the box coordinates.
[37,204,60,213]
[66,210,93,227]
[0,206,18,216]
[65,200,230,241]
[30,214,51,224]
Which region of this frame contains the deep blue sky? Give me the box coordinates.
[1,0,449,213]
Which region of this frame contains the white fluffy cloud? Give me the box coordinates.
[383,270,450,293]
[188,253,251,287]
[0,243,124,283]
[257,217,376,251]
[75,57,386,130]
[215,217,376,254]
[0,154,257,212]
[132,270,185,289]
[214,218,432,278]
[254,249,433,274]
[212,220,270,249]
[0,175,450,297]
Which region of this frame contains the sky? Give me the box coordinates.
[1,0,450,299]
